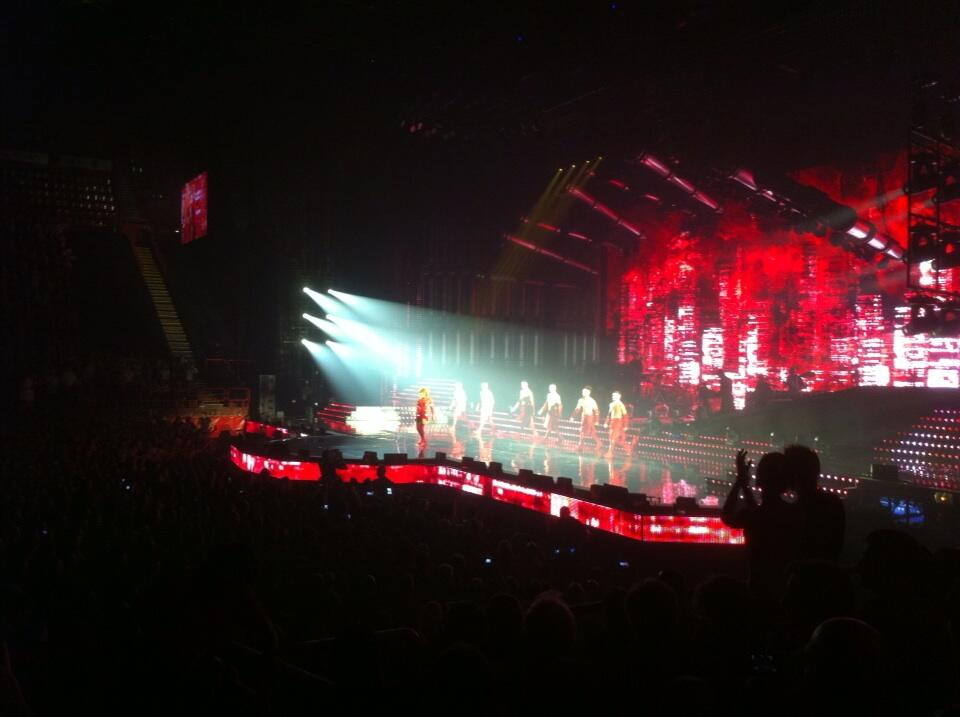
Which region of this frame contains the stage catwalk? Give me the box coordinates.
[283,429,715,506]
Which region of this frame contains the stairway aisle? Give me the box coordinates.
[131,245,194,363]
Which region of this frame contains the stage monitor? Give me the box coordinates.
[180,171,208,244]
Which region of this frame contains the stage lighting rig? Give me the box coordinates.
[730,167,906,263]
[938,230,960,269]
[910,222,940,263]
[907,127,960,295]
[933,161,960,205]
[567,188,645,238]
[906,150,941,194]
[902,294,960,337]
[634,153,723,213]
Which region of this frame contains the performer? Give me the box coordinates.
[449,381,468,439]
[538,383,563,444]
[572,386,601,453]
[787,367,806,396]
[477,381,496,437]
[415,387,435,447]
[605,390,628,454]
[511,380,537,438]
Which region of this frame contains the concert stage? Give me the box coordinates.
[250,425,721,504]
[235,384,960,550]
[238,385,958,550]
[313,384,960,494]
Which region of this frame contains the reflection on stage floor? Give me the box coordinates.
[287,430,718,507]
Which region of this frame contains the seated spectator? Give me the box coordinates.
[2,380,958,714]
[802,617,890,716]
[523,592,577,677]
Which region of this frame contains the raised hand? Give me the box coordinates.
[735,449,752,485]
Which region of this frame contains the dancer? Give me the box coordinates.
[605,390,628,455]
[477,381,496,438]
[449,381,468,439]
[538,383,563,444]
[511,380,537,439]
[415,387,435,448]
[572,386,601,453]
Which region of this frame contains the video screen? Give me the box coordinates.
[180,171,208,244]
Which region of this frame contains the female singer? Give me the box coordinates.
[415,387,435,447]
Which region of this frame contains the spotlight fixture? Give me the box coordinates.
[636,152,722,213]
[731,168,905,262]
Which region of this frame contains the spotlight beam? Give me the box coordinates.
[303,286,345,315]
[302,313,344,337]
[327,289,363,308]
[327,314,395,353]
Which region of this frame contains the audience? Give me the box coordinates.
[1,394,958,715]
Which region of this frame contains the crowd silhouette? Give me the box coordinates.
[1,394,958,715]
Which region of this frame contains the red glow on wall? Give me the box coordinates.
[181,171,208,244]
[229,447,743,545]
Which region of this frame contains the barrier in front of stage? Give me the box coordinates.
[228,445,744,546]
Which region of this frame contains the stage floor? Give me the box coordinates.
[286,430,720,507]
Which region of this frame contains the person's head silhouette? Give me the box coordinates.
[756,451,788,499]
[784,444,820,496]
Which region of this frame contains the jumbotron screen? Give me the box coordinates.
[616,153,960,407]
[180,171,208,244]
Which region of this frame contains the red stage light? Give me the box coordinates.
[228,446,745,545]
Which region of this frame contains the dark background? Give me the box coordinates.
[2,0,958,402]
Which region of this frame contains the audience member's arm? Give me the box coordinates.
[736,449,758,509]
[722,450,754,528]
[721,481,746,527]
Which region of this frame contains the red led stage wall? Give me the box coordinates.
[228,447,744,545]
[181,171,208,244]
[617,153,960,406]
